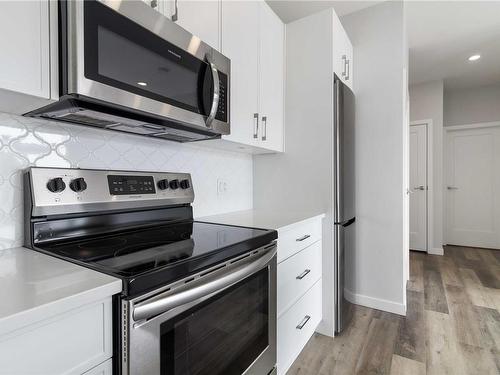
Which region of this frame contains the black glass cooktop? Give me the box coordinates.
[37,221,277,297]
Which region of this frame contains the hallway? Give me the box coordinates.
[287,246,500,374]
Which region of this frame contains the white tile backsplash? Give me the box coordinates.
[0,112,253,250]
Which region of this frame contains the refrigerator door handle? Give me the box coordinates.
[334,217,356,227]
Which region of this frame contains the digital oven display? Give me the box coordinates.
[107,175,156,195]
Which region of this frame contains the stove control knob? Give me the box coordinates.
[47,177,66,193]
[169,179,179,190]
[157,179,169,190]
[180,179,190,189]
[69,177,87,193]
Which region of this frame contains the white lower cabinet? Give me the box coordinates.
[278,280,322,375]
[277,219,322,263]
[278,241,322,315]
[276,216,323,375]
[0,297,113,375]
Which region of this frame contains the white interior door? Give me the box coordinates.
[446,126,500,249]
[409,124,427,251]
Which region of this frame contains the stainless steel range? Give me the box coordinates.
[24,167,277,375]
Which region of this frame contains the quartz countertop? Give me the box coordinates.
[198,209,326,232]
[0,247,122,336]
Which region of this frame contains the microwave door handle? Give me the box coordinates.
[132,245,277,321]
[205,55,220,128]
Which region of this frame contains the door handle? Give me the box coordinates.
[334,217,356,227]
[341,55,347,77]
[414,185,425,191]
[447,186,458,190]
[133,245,277,321]
[253,113,259,138]
[296,269,311,280]
[205,55,219,128]
[296,234,311,242]
[296,315,311,330]
[346,59,350,81]
[261,116,267,141]
[171,0,178,21]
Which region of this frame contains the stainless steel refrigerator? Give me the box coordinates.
[333,75,356,333]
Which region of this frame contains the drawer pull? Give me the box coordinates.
[296,269,311,280]
[296,315,311,330]
[296,234,311,242]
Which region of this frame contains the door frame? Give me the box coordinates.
[444,120,500,246]
[410,119,434,253]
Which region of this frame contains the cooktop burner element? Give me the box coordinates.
[24,167,277,296]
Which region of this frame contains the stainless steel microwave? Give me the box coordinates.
[26,0,230,142]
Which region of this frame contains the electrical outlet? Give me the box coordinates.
[217,178,228,196]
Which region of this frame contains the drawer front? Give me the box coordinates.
[277,219,322,263]
[0,298,113,375]
[277,279,322,375]
[278,241,322,316]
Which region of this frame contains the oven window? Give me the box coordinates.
[83,1,211,115]
[160,268,269,375]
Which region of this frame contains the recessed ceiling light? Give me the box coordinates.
[468,54,481,61]
[137,81,148,86]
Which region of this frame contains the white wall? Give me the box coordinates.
[253,9,336,334]
[409,80,444,254]
[342,1,407,314]
[444,84,500,126]
[0,112,253,250]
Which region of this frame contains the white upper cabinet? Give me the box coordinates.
[216,0,284,153]
[258,2,285,152]
[0,1,50,98]
[221,1,260,148]
[333,13,353,90]
[166,0,221,50]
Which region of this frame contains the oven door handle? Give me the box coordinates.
[132,245,277,321]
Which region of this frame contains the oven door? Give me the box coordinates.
[64,0,230,135]
[123,244,277,375]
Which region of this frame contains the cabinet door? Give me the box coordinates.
[221,1,260,147]
[0,1,50,98]
[169,0,220,50]
[333,13,348,85]
[332,13,346,81]
[258,2,284,152]
[333,13,353,91]
[344,36,354,90]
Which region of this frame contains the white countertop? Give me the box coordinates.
[199,209,326,232]
[0,247,122,336]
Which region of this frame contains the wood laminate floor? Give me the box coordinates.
[286,245,500,375]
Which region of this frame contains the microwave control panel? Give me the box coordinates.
[216,72,228,123]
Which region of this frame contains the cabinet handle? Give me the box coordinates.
[172,0,178,21]
[296,269,311,280]
[262,116,267,141]
[253,113,259,139]
[341,55,347,77]
[150,0,158,9]
[346,59,350,81]
[296,315,311,330]
[296,234,310,242]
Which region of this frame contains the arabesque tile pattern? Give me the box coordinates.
[0,112,252,250]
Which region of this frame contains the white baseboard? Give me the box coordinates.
[428,247,444,256]
[344,288,406,316]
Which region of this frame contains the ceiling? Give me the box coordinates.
[406,1,500,90]
[266,1,385,24]
[268,1,500,91]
